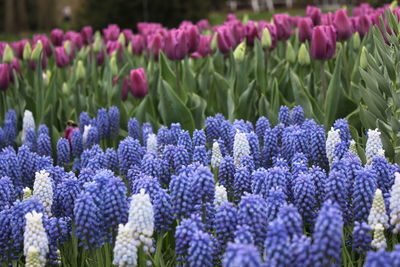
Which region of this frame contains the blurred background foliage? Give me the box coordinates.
[0,0,391,40]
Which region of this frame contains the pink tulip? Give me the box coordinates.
[273,14,293,40]
[306,6,322,25]
[310,26,336,60]
[55,47,70,68]
[0,63,10,91]
[298,17,313,43]
[51,29,64,46]
[147,33,164,60]
[131,35,145,55]
[81,26,93,44]
[333,9,353,41]
[103,24,120,41]
[130,68,148,98]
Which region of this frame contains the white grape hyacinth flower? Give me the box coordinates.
[23,187,32,199]
[233,131,250,167]
[348,140,358,155]
[33,170,53,216]
[24,211,48,267]
[390,173,400,233]
[82,125,93,146]
[214,184,228,207]
[113,223,140,267]
[371,223,387,250]
[146,134,158,153]
[368,189,389,229]
[325,127,341,165]
[128,188,154,252]
[22,110,35,143]
[211,141,222,169]
[25,246,44,267]
[366,129,384,164]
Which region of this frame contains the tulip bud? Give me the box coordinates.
[130,68,149,98]
[110,56,118,76]
[31,41,43,61]
[211,33,218,51]
[23,42,32,61]
[298,43,310,66]
[285,42,295,63]
[76,60,86,81]
[44,70,52,86]
[233,41,246,61]
[242,14,249,24]
[2,44,14,63]
[118,33,126,46]
[360,46,368,69]
[93,34,102,53]
[390,0,398,10]
[261,27,272,49]
[127,42,133,55]
[62,82,70,95]
[353,32,361,50]
[63,40,71,55]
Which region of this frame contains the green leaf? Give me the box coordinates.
[188,93,207,129]
[158,79,195,131]
[235,80,258,121]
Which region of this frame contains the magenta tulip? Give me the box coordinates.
[298,17,313,42]
[103,24,120,41]
[51,29,64,46]
[216,27,234,54]
[310,26,336,60]
[10,58,21,74]
[106,41,123,58]
[147,34,164,60]
[273,14,293,40]
[122,29,133,43]
[81,26,93,44]
[193,35,212,58]
[333,9,353,41]
[55,47,70,68]
[11,39,29,59]
[130,68,148,98]
[32,34,52,56]
[321,12,334,26]
[121,77,130,101]
[353,3,374,16]
[0,63,10,91]
[131,35,145,55]
[196,19,211,32]
[356,15,372,37]
[306,6,322,25]
[258,22,278,50]
[185,26,200,53]
[164,30,188,61]
[245,21,258,46]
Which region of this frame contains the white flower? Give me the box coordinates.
[22,110,35,143]
[25,246,44,267]
[82,125,93,145]
[390,173,400,233]
[368,189,389,229]
[214,184,228,207]
[233,131,250,167]
[33,170,53,216]
[24,211,48,267]
[366,129,383,164]
[325,127,341,165]
[371,223,386,250]
[113,223,140,267]
[348,140,357,155]
[146,134,158,153]
[211,141,222,169]
[128,189,154,250]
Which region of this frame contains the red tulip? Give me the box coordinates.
[310,26,336,60]
[130,68,148,98]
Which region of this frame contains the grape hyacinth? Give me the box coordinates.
[113,223,139,267]
[233,131,250,167]
[222,243,263,267]
[368,189,389,229]
[211,141,223,169]
[24,211,48,267]
[326,127,341,165]
[32,170,53,216]
[390,173,400,232]
[352,221,372,253]
[366,129,384,164]
[371,223,386,250]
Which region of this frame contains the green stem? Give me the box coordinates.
[320,61,327,104]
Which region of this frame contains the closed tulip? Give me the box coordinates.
[147,34,164,60]
[185,25,200,53]
[32,34,52,56]
[0,63,10,91]
[310,26,337,60]
[165,29,188,60]
[81,26,93,44]
[121,77,130,101]
[2,44,14,63]
[54,47,70,68]
[11,39,29,59]
[50,29,64,46]
[333,9,353,41]
[131,35,144,55]
[216,27,235,54]
[103,24,120,42]
[298,17,313,42]
[245,21,258,46]
[273,14,293,40]
[356,15,372,37]
[130,68,148,98]
[306,6,322,25]
[321,12,334,26]
[193,35,212,58]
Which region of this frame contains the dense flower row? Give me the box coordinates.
[0,3,398,93]
[1,105,400,266]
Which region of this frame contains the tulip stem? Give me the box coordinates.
[320,61,327,103]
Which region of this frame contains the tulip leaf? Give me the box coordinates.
[188,93,207,129]
[254,40,267,94]
[235,80,258,121]
[158,79,195,132]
